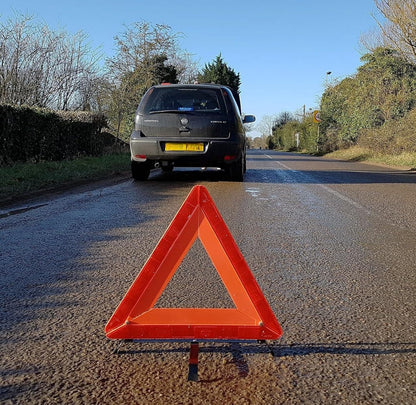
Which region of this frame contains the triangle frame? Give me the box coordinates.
[105,185,282,340]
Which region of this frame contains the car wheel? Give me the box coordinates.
[131,161,150,181]
[226,156,244,182]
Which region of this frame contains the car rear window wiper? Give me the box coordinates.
[149,109,198,114]
[149,109,178,114]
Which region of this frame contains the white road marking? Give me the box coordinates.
[265,154,372,215]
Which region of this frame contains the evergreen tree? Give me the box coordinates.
[197,54,241,94]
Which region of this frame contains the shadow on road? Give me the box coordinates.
[245,168,416,184]
[245,150,416,185]
[109,339,416,382]
[112,340,416,357]
[270,342,416,356]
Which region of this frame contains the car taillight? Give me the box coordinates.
[135,154,146,159]
[224,155,236,161]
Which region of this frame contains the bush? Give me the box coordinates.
[0,105,109,166]
[273,115,320,154]
[320,48,416,152]
[359,107,416,154]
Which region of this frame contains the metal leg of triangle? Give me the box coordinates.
[188,341,199,382]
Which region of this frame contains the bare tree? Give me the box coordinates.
[256,115,278,137]
[107,21,180,87]
[0,14,101,110]
[105,21,192,140]
[0,14,33,105]
[53,31,101,110]
[374,0,416,63]
[0,14,197,118]
[171,51,200,84]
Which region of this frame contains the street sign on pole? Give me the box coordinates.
[313,110,321,123]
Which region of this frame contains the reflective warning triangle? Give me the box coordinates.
[105,185,282,340]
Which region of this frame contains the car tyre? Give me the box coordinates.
[226,156,244,182]
[131,161,150,181]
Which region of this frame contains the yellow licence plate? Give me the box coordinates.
[165,143,204,152]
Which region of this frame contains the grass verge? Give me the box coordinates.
[324,146,416,169]
[0,153,131,202]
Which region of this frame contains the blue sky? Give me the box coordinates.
[1,0,380,134]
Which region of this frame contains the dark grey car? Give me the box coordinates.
[130,83,255,181]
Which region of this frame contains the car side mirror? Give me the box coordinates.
[243,115,256,124]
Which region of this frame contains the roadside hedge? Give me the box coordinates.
[0,105,110,166]
[357,107,416,155]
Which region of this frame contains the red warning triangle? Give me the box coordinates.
[105,185,283,340]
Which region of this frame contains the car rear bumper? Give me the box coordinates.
[130,137,243,167]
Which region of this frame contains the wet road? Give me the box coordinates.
[1,150,415,404]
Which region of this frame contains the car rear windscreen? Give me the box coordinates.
[142,87,225,114]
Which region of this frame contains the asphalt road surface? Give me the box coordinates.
[1,150,415,404]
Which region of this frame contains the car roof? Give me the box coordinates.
[153,83,228,89]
